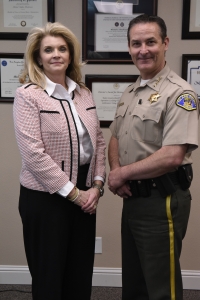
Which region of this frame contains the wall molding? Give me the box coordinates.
[0,266,200,289]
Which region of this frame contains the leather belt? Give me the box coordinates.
[129,171,180,198]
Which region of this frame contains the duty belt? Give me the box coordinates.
[129,165,192,198]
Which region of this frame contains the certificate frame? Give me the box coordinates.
[85,74,138,127]
[182,54,200,99]
[0,0,55,40]
[82,0,158,64]
[0,53,24,103]
[182,0,200,39]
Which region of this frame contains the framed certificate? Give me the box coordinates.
[182,0,200,39]
[85,74,138,127]
[0,53,24,103]
[82,0,158,64]
[0,0,55,40]
[182,54,200,99]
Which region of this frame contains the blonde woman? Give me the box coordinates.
[13,22,106,300]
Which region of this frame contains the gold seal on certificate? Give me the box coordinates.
[21,21,26,27]
[113,83,120,89]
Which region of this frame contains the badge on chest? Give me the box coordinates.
[148,93,161,104]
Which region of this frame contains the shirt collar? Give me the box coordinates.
[133,63,170,91]
[45,76,80,96]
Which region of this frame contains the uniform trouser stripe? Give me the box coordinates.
[166,195,175,300]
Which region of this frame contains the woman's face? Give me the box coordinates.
[38,35,71,81]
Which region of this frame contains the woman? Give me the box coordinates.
[13,22,106,300]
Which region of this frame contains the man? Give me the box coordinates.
[108,14,199,300]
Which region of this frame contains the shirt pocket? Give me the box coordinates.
[115,105,128,118]
[114,105,129,138]
[40,110,62,133]
[131,106,162,143]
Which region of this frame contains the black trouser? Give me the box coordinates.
[19,164,96,300]
[121,186,191,300]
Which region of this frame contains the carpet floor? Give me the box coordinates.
[0,285,200,299]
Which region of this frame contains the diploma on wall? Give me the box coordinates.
[85,74,138,127]
[0,58,23,98]
[3,0,43,30]
[92,82,130,121]
[187,60,200,99]
[83,0,158,63]
[0,0,54,39]
[94,13,137,52]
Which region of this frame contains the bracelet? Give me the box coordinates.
[72,189,80,202]
[67,187,79,202]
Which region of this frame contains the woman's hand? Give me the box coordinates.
[83,187,100,214]
[73,190,89,207]
[74,188,100,214]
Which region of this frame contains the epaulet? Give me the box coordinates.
[167,70,190,88]
[128,82,135,93]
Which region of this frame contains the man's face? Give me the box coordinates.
[128,22,169,79]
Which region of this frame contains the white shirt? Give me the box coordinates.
[140,78,150,86]
[45,76,103,197]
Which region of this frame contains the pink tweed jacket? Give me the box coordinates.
[13,83,106,194]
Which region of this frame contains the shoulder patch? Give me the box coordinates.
[176,93,197,111]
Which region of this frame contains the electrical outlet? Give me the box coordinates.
[95,237,102,253]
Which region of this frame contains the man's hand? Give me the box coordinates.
[116,183,132,198]
[108,167,126,194]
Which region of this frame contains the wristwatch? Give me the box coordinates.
[92,183,104,197]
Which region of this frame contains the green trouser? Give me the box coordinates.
[121,186,191,300]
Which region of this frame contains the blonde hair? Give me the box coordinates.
[19,22,85,88]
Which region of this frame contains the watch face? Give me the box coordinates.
[93,184,104,197]
[100,187,104,197]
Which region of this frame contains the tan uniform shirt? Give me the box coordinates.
[110,64,199,167]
